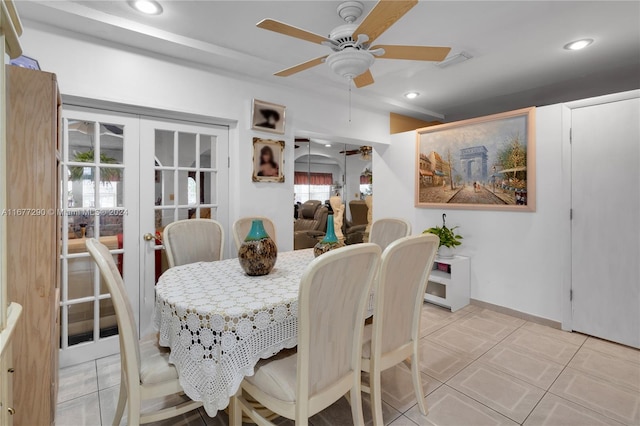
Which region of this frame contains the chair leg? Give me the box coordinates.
[349,385,365,426]
[369,365,384,426]
[112,377,127,426]
[127,390,141,426]
[410,352,428,416]
[229,389,242,426]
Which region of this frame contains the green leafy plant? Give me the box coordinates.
[69,150,121,181]
[423,213,463,248]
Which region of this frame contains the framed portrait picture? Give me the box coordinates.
[253,138,285,183]
[252,99,286,135]
[416,107,536,211]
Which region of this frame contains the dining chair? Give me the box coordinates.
[369,218,412,251]
[85,238,202,426]
[361,234,440,426]
[163,219,224,267]
[230,244,382,426]
[232,216,277,251]
[366,218,413,314]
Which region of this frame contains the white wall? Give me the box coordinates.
[21,23,391,252]
[374,104,567,322]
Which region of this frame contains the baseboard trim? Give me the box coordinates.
[470,299,562,330]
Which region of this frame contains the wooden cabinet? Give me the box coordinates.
[6,66,61,426]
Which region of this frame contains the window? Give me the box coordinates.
[294,172,333,203]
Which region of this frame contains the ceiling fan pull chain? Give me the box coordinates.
[348,78,352,124]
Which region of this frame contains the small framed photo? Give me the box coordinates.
[253,138,285,183]
[252,99,286,135]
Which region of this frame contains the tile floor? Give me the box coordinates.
[56,303,640,426]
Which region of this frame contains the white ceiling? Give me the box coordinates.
[16,0,640,121]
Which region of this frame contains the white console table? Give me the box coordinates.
[424,255,470,312]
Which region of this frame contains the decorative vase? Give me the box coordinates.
[438,246,455,259]
[238,219,278,276]
[314,214,345,257]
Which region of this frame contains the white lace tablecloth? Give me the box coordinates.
[154,249,315,417]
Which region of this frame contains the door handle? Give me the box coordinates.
[8,407,15,415]
[143,233,155,241]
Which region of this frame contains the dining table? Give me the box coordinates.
[154,248,316,417]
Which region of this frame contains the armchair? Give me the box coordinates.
[294,200,329,250]
[345,200,369,245]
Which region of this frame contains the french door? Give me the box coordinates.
[59,108,140,366]
[59,108,229,366]
[138,119,229,334]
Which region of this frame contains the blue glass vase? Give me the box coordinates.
[238,219,277,276]
[314,214,345,257]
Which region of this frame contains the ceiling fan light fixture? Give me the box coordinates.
[128,0,163,15]
[326,48,375,80]
[564,38,593,51]
[404,91,420,99]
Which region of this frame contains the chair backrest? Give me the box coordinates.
[372,234,439,357]
[349,200,369,226]
[85,239,141,389]
[369,218,412,251]
[232,217,277,251]
[163,219,225,267]
[294,201,328,233]
[299,200,321,220]
[313,205,329,232]
[296,244,381,403]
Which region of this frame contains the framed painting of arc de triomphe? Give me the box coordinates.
[415,107,536,212]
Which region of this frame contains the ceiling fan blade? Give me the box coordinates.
[274,56,328,77]
[372,45,451,61]
[354,69,375,88]
[257,19,333,45]
[339,150,360,155]
[354,0,418,44]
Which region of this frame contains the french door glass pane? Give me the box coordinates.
[156,170,175,206]
[200,135,214,168]
[67,301,94,346]
[178,132,197,167]
[155,130,174,167]
[68,120,95,162]
[67,257,94,299]
[100,123,124,165]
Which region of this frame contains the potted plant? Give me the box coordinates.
[423,213,463,258]
[69,150,121,181]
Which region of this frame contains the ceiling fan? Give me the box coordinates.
[340,145,372,160]
[256,0,451,88]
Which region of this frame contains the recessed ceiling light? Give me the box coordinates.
[564,39,593,51]
[325,144,332,147]
[404,92,420,99]
[128,0,163,15]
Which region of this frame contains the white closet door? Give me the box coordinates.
[571,97,640,348]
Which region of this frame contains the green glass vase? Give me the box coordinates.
[314,214,345,257]
[238,219,278,276]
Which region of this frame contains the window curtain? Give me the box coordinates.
[294,172,333,185]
